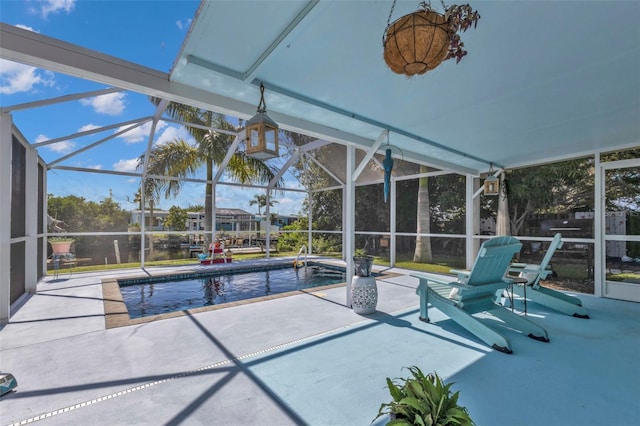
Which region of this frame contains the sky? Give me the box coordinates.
[0,0,306,216]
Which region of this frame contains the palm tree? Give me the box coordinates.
[413,165,433,262]
[249,193,278,237]
[137,103,281,246]
[249,194,278,215]
[131,185,160,256]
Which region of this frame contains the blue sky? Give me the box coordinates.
[0,0,306,215]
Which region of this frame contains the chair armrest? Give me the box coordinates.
[411,272,455,286]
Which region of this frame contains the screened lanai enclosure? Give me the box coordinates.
[1,1,639,322]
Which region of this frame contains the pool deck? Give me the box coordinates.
[1,258,639,425]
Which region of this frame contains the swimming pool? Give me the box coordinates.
[119,264,346,319]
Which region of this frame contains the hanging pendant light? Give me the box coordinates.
[246,83,279,159]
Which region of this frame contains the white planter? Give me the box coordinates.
[50,241,73,254]
[351,275,377,314]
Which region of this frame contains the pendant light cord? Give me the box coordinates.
[257,83,267,113]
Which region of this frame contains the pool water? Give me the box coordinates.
[120,265,346,319]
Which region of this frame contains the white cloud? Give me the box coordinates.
[15,24,37,32]
[78,123,101,132]
[113,158,139,173]
[34,134,48,144]
[116,120,167,144]
[34,134,75,154]
[87,164,103,170]
[176,19,192,30]
[155,125,193,146]
[40,0,76,18]
[80,92,126,116]
[49,140,76,154]
[0,59,55,95]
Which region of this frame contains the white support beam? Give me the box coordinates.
[161,117,238,137]
[594,153,603,298]
[465,175,478,269]
[24,143,38,292]
[307,189,313,255]
[298,138,332,153]
[1,87,123,113]
[0,113,12,322]
[390,174,397,267]
[352,130,387,181]
[306,154,344,186]
[345,145,355,307]
[33,117,151,148]
[268,149,300,191]
[212,133,242,184]
[0,23,374,151]
[141,100,170,173]
[48,120,149,168]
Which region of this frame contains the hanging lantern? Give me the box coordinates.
[246,83,279,159]
[383,8,450,76]
[483,164,500,196]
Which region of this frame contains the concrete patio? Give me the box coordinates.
[1,260,638,425]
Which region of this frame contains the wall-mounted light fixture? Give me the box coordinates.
[484,163,500,196]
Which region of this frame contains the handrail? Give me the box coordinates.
[293,245,307,269]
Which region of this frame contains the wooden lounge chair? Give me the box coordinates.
[412,236,549,354]
[507,233,589,318]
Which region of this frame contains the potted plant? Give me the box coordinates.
[383,0,481,76]
[49,237,75,255]
[374,366,475,425]
[353,248,374,277]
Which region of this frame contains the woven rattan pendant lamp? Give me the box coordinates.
[383,1,481,77]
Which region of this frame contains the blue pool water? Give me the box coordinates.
[119,265,346,319]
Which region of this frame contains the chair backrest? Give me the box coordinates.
[529,233,563,286]
[465,236,523,287]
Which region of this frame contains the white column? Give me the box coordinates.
[389,175,397,267]
[307,190,313,256]
[594,153,603,297]
[0,113,13,322]
[345,145,355,307]
[24,144,38,291]
[139,181,146,267]
[465,175,477,269]
[265,191,271,258]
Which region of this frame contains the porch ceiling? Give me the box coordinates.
[171,0,640,175]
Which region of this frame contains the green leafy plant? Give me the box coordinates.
[374,366,474,425]
[419,1,481,64]
[354,248,368,257]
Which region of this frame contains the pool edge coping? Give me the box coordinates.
[102,262,399,329]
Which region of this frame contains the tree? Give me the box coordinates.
[414,166,433,262]
[249,193,278,237]
[505,158,594,236]
[131,184,160,255]
[48,194,129,232]
[138,104,281,246]
[47,193,131,262]
[249,194,278,215]
[164,205,188,231]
